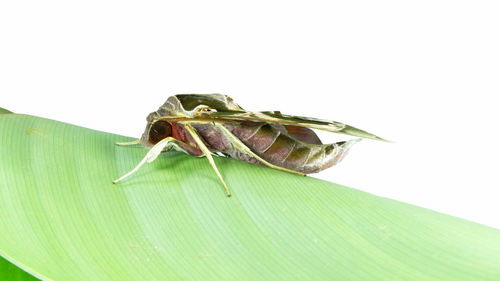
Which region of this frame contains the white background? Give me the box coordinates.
[1,1,499,228]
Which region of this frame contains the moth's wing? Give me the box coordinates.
[175,94,245,112]
[202,111,387,141]
[282,125,323,145]
[266,123,322,145]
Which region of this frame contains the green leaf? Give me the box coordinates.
[0,107,13,114]
[1,110,499,281]
[0,256,39,281]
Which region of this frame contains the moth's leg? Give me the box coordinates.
[113,137,184,184]
[115,139,141,146]
[184,124,231,197]
[214,123,306,176]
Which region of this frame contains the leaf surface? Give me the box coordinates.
[0,110,499,280]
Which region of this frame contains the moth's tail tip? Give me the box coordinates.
[330,138,361,164]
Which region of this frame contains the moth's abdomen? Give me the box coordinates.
[230,123,358,173]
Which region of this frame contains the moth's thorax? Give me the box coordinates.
[140,94,243,148]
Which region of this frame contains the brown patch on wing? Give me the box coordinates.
[284,125,322,145]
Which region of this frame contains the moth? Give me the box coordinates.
[114,94,385,196]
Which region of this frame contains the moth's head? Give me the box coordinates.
[140,113,172,148]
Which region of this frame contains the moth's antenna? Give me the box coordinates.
[115,139,141,146]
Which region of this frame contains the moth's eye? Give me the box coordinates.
[149,121,172,144]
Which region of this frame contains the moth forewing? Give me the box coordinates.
[158,111,387,142]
